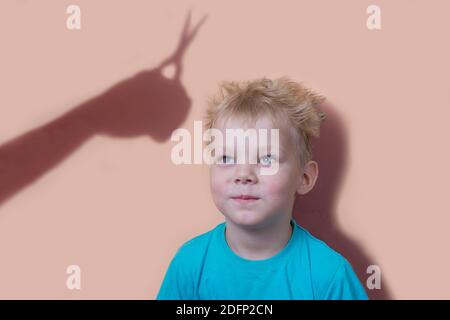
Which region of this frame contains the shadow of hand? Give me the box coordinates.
[79,10,208,142]
[83,69,191,142]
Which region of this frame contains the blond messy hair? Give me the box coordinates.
[204,76,327,167]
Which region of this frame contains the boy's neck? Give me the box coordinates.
[224,215,293,260]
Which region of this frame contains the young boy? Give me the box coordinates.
[157,77,368,300]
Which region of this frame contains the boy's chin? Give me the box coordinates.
[224,211,270,229]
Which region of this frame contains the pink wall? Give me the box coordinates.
[0,0,449,299]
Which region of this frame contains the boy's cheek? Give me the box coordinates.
[210,178,227,203]
[264,186,287,202]
[209,169,221,189]
[264,176,295,200]
[210,169,231,189]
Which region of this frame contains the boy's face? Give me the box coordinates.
[209,115,315,229]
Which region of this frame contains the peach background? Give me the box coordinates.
[0,0,449,299]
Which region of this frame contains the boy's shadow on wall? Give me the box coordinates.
[293,102,392,300]
[0,11,207,207]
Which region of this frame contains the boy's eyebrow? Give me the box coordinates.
[257,142,287,153]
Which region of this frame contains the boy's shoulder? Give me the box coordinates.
[295,223,355,296]
[173,222,223,260]
[296,224,345,266]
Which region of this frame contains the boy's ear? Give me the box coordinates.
[296,160,319,195]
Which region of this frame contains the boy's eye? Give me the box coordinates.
[259,154,274,166]
[217,155,234,165]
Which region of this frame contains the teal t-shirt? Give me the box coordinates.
[156,219,368,300]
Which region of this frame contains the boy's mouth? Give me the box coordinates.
[232,195,259,200]
[231,194,260,204]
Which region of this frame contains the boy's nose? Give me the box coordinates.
[233,165,258,184]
